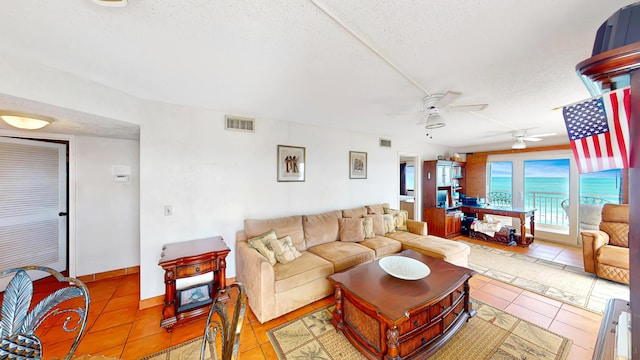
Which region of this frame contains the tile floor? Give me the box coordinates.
[28,238,601,359]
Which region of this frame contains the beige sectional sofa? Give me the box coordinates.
[235,203,470,323]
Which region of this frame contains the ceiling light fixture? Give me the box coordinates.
[1,113,54,130]
[91,0,128,7]
[512,138,526,149]
[424,114,446,129]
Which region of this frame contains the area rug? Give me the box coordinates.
[464,240,629,313]
[267,301,572,360]
[137,337,208,360]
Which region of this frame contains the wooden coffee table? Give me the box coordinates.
[328,249,476,359]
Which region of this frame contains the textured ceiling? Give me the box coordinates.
[0,0,636,148]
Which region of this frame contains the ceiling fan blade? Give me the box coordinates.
[528,132,556,138]
[445,104,488,112]
[522,137,543,142]
[435,91,461,108]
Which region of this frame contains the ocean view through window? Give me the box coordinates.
[488,159,621,227]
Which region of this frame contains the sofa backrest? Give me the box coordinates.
[303,210,342,248]
[342,206,367,218]
[600,203,629,248]
[244,215,307,251]
[241,203,395,252]
[366,203,390,215]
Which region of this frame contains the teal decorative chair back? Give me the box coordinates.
[201,282,247,360]
[0,266,90,360]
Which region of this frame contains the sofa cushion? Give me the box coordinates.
[247,229,278,265]
[303,210,342,248]
[338,218,365,242]
[364,214,385,236]
[360,236,402,258]
[597,245,630,269]
[366,203,390,215]
[245,215,306,251]
[269,235,303,264]
[401,236,470,267]
[383,230,423,243]
[307,242,375,272]
[274,252,334,293]
[342,206,367,218]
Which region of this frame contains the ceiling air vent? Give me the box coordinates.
[225,116,255,132]
[379,138,392,148]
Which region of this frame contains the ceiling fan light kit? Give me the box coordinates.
[417,91,488,137]
[424,114,446,129]
[512,138,527,149]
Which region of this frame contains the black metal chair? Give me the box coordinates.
[200,282,247,360]
[0,266,90,360]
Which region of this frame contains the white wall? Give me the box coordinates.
[0,53,448,301]
[138,101,446,299]
[76,136,140,276]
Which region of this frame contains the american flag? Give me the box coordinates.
[562,87,630,174]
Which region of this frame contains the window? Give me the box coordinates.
[579,169,622,205]
[487,161,512,206]
[406,165,414,191]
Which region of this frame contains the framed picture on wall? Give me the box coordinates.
[349,151,367,179]
[277,145,306,182]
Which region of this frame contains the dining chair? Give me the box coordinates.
[0,266,90,360]
[200,282,247,360]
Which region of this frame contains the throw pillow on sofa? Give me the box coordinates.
[338,218,365,242]
[384,208,408,231]
[363,214,385,235]
[382,214,396,234]
[247,229,278,265]
[268,235,302,264]
[362,217,375,239]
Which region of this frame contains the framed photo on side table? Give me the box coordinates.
[349,151,367,179]
[176,283,212,313]
[277,145,305,182]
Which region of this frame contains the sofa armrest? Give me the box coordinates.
[581,230,610,274]
[407,219,428,236]
[235,239,275,323]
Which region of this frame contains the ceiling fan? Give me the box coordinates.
[511,130,556,149]
[417,91,488,129]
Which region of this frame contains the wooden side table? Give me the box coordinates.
[158,236,230,331]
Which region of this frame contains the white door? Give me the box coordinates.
[0,137,67,289]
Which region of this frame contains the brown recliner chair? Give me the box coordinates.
[581,203,629,284]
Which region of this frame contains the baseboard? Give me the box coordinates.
[78,267,236,310]
[77,266,140,283]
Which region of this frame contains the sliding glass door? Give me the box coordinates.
[487,150,578,245]
[523,159,569,228]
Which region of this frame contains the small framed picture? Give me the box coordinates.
[349,151,367,179]
[277,145,306,182]
[176,283,212,312]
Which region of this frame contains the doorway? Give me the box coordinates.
[0,137,68,289]
[399,153,419,220]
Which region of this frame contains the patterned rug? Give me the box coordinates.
[267,301,572,360]
[137,337,208,360]
[464,241,629,313]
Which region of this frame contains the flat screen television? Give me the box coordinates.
[437,190,448,207]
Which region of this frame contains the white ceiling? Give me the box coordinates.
[0,0,636,148]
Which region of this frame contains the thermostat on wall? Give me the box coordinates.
[112,165,131,182]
